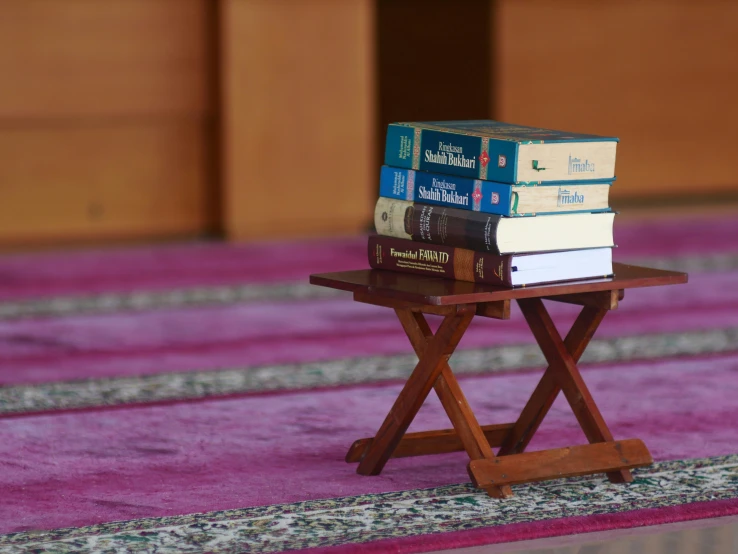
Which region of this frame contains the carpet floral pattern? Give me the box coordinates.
[1,326,737,414]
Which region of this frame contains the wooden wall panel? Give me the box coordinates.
[0,0,216,246]
[221,0,375,240]
[495,0,738,199]
[0,122,213,243]
[0,0,212,119]
[376,0,492,184]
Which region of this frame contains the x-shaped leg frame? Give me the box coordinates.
[346,290,653,498]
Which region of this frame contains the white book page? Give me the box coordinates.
[497,212,615,254]
[510,248,613,286]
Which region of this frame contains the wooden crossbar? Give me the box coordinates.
[346,423,515,462]
[469,439,652,488]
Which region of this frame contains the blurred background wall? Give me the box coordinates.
[1,0,737,249]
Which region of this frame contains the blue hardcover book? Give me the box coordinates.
[384,120,618,184]
[379,166,612,217]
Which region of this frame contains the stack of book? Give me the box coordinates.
[368,120,618,287]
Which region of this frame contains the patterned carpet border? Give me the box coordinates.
[0,282,342,321]
[0,253,735,321]
[1,455,736,553]
[2,327,737,415]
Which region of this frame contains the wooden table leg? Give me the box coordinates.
[355,304,475,477]
[516,298,636,483]
[497,305,606,457]
[468,297,651,490]
[394,309,513,498]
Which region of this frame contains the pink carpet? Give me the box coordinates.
[1,214,737,552]
[2,353,738,534]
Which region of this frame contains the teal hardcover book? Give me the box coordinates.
[384,120,618,184]
[378,165,612,217]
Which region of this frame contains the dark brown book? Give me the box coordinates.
[368,235,613,287]
[374,197,615,255]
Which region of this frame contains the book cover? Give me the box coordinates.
[374,198,616,255]
[368,235,513,286]
[384,120,618,183]
[379,165,612,217]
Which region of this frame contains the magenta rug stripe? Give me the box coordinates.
[0,237,367,299]
[1,352,737,534]
[0,238,368,301]
[0,214,736,301]
[1,270,737,385]
[304,500,738,554]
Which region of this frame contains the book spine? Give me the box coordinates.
[368,235,512,286]
[378,166,513,216]
[374,198,503,255]
[384,124,518,182]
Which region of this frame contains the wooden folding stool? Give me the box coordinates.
[310,263,687,498]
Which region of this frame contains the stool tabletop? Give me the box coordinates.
[310,263,688,306]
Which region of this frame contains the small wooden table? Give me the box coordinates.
[309,263,688,498]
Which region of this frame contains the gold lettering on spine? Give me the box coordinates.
[475,256,485,280]
[454,249,476,282]
[418,249,449,263]
[493,261,503,279]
